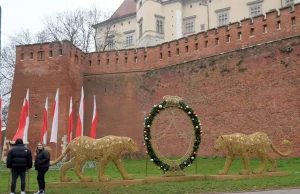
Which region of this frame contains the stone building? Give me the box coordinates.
[94,0,300,50]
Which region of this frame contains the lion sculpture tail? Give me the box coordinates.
[271,140,292,157]
[50,144,71,166]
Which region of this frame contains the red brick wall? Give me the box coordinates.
[83,36,300,158]
[6,5,300,159]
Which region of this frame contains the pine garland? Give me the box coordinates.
[143,100,202,172]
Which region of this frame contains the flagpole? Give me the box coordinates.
[55,143,58,160]
[50,88,59,160]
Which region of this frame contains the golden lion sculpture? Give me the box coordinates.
[214,132,291,175]
[50,136,137,182]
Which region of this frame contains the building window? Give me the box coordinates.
[286,0,294,6]
[183,16,196,34]
[291,17,296,26]
[249,5,261,18]
[263,24,267,33]
[226,35,230,43]
[277,21,281,29]
[218,13,229,26]
[200,24,205,31]
[38,51,44,60]
[185,20,195,34]
[155,15,165,35]
[75,55,78,64]
[106,38,114,50]
[125,34,133,47]
[250,28,254,36]
[238,32,242,40]
[215,38,219,45]
[156,19,164,34]
[139,20,143,38]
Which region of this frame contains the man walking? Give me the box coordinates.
[7,138,32,194]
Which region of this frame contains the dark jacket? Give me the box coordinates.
[34,149,50,170]
[6,138,33,172]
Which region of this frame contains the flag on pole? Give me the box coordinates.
[13,89,29,143]
[40,97,48,144]
[76,87,84,137]
[90,95,98,139]
[50,89,59,144]
[67,97,73,143]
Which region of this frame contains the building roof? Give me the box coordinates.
[93,0,136,28]
[111,0,136,19]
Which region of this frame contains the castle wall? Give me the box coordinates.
[6,5,300,159]
[83,6,300,74]
[83,35,300,158]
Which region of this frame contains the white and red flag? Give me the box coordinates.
[13,89,29,143]
[50,89,59,144]
[90,95,98,139]
[75,87,84,137]
[40,97,48,144]
[67,97,73,143]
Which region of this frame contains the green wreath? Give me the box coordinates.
[143,100,202,172]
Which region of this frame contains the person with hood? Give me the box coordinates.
[33,142,50,194]
[6,138,33,194]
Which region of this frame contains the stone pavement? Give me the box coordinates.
[220,188,300,194]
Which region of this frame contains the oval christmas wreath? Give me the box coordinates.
[143,97,202,172]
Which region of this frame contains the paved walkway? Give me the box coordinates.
[220,188,300,194]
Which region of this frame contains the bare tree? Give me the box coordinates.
[88,7,123,52]
[0,29,40,130]
[43,10,83,46]
[95,20,124,51]
[34,29,52,43]
[42,5,125,52]
[42,5,115,52]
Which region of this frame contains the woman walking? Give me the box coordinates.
[34,142,50,194]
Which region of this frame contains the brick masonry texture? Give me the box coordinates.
[6,5,300,159]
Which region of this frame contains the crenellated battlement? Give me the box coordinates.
[9,4,300,160]
[17,4,300,75]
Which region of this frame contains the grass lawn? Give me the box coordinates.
[0,157,299,194]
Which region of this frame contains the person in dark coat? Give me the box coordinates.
[6,138,32,194]
[34,142,50,194]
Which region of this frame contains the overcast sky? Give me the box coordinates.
[0,0,124,48]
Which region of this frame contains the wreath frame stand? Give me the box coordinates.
[143,96,202,177]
